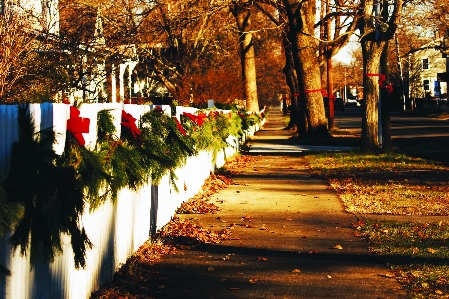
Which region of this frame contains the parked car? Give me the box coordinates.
[346,95,358,106]
[323,97,345,111]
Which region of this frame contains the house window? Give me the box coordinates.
[423,79,430,91]
[422,58,429,70]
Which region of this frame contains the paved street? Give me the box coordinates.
[334,106,449,164]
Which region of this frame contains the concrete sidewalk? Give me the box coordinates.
[135,110,406,299]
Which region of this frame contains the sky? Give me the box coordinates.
[333,40,359,65]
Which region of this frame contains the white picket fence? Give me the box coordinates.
[0,103,261,299]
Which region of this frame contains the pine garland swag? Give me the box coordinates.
[61,133,111,211]
[96,109,149,199]
[4,105,92,269]
[139,108,197,184]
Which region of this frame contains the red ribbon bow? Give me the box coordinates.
[67,106,90,146]
[366,73,393,93]
[182,112,207,126]
[173,117,187,136]
[121,110,142,145]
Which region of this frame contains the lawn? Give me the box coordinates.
[306,151,449,298]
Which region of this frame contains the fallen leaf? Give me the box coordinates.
[158,285,166,289]
[378,273,395,278]
[242,215,252,222]
[435,290,443,295]
[292,269,301,273]
[208,267,215,272]
[327,275,332,279]
[427,248,438,254]
[333,245,343,250]
[249,278,258,283]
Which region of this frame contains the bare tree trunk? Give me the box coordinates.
[361,40,385,150]
[359,0,403,150]
[284,0,329,137]
[282,32,307,135]
[381,0,391,150]
[232,4,259,113]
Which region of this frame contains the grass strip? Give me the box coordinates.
[306,151,449,298]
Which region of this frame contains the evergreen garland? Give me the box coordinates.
[183,110,240,159]
[4,105,92,269]
[139,108,197,186]
[227,111,244,138]
[237,108,261,132]
[96,109,148,199]
[61,134,111,210]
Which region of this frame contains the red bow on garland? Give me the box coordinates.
[67,106,90,146]
[173,117,187,136]
[121,110,142,145]
[182,112,207,126]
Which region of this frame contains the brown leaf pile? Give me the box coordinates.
[220,155,258,174]
[176,173,233,214]
[90,217,232,299]
[90,240,176,299]
[156,216,232,248]
[91,157,244,299]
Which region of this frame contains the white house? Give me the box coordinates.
[410,39,448,99]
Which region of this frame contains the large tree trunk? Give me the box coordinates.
[361,40,385,150]
[360,0,403,150]
[284,0,329,137]
[282,34,307,135]
[380,0,391,150]
[232,4,259,113]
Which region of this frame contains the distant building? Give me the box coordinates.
[409,39,448,99]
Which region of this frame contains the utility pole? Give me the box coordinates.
[395,34,406,111]
[325,0,335,129]
[375,0,382,147]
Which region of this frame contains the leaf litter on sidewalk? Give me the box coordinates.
[90,156,249,299]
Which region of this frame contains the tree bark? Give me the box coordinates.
[380,0,391,150]
[282,36,307,135]
[284,0,329,137]
[325,0,335,129]
[359,0,403,150]
[361,40,385,150]
[232,4,259,113]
